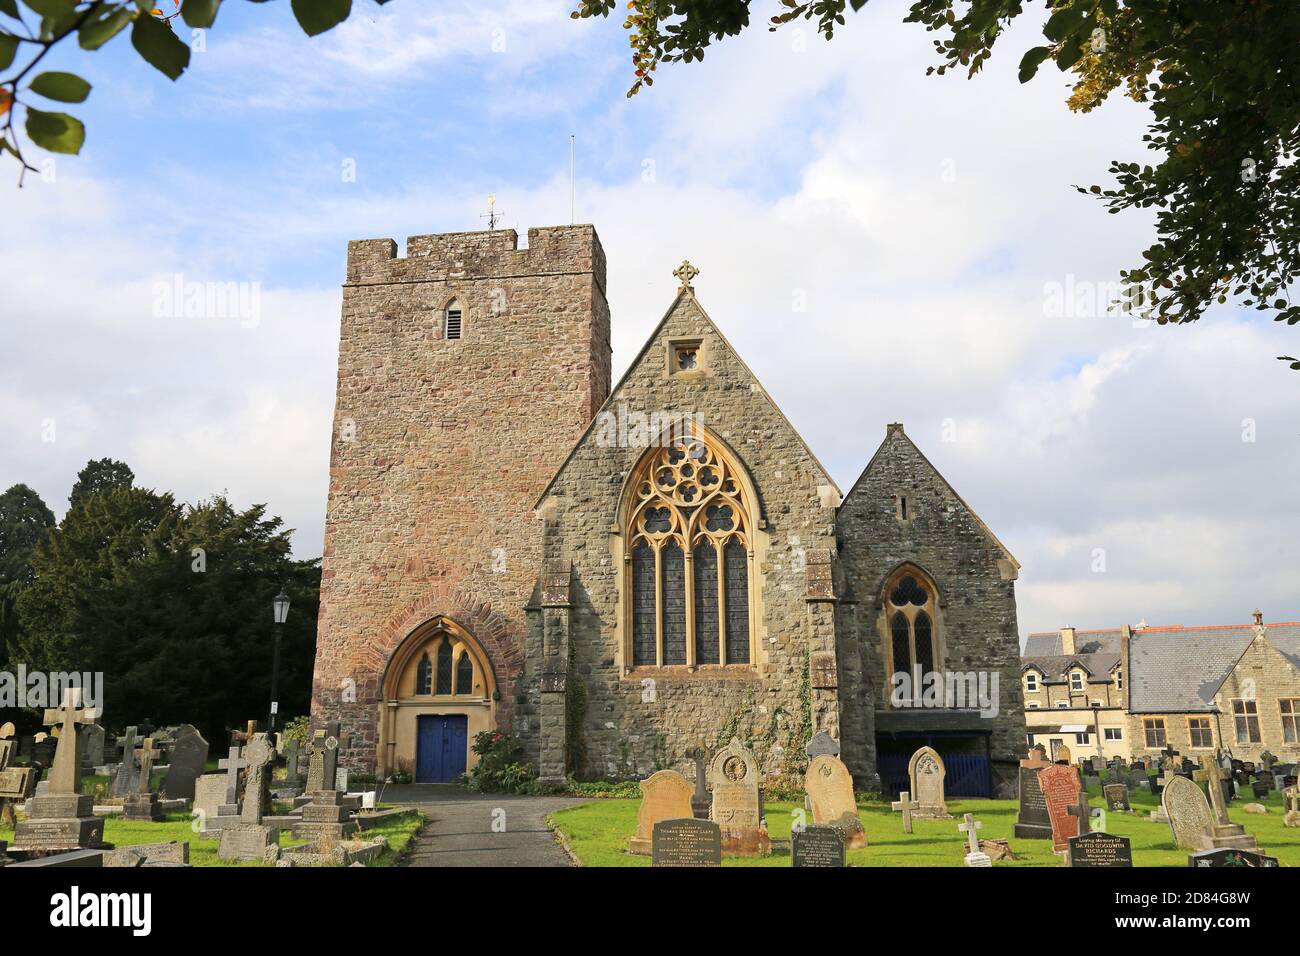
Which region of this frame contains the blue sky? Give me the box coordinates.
[4,0,1298,637]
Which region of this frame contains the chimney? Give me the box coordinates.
[887,422,905,437]
[1059,626,1076,656]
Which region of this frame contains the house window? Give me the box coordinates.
[1104,727,1123,741]
[1143,718,1167,749]
[882,567,942,703]
[1028,702,1041,709]
[1075,732,1090,745]
[444,302,463,340]
[1115,669,1123,690]
[1188,717,1213,749]
[1281,699,1300,744]
[1069,671,1084,692]
[624,429,754,668]
[1233,699,1261,744]
[1024,672,1038,692]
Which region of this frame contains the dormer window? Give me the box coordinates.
[444,301,463,340]
[1115,668,1123,690]
[1024,672,1038,692]
[1069,670,1084,692]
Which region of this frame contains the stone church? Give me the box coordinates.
[311,223,1026,796]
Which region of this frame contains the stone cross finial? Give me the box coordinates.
[891,791,919,834]
[43,687,96,795]
[1253,608,1263,626]
[673,260,699,291]
[134,737,162,794]
[958,812,982,854]
[1194,763,1231,825]
[1066,790,1092,835]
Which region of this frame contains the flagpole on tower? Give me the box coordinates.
[570,134,575,225]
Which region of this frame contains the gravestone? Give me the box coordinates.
[1103,783,1131,812]
[284,738,301,782]
[708,737,769,856]
[79,724,105,769]
[1193,763,1259,850]
[805,731,840,760]
[1252,781,1270,799]
[1014,746,1052,839]
[159,724,208,801]
[217,745,246,807]
[629,770,694,855]
[1037,763,1084,851]
[1067,832,1133,867]
[218,733,280,862]
[959,815,991,867]
[651,818,721,867]
[295,723,359,844]
[891,791,919,834]
[1189,848,1279,868]
[907,746,950,819]
[804,753,866,848]
[1054,743,1071,764]
[687,746,710,819]
[121,738,163,821]
[0,722,36,828]
[110,727,140,797]
[11,689,105,852]
[192,773,237,835]
[791,825,845,867]
[1162,775,1215,851]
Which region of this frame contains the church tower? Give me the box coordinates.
[312,225,611,777]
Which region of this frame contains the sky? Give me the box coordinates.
[3,0,1297,641]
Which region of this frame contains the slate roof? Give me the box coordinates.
[1022,652,1120,683]
[1023,629,1123,657]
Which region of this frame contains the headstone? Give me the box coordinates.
[219,732,280,862]
[803,753,866,848]
[1037,763,1084,851]
[1054,743,1071,764]
[79,724,105,769]
[1067,832,1133,867]
[1066,789,1093,839]
[1162,775,1215,851]
[629,770,694,855]
[159,724,208,800]
[295,723,359,844]
[217,745,246,807]
[891,791,919,834]
[958,812,983,855]
[1252,781,1270,799]
[791,825,845,867]
[687,746,710,819]
[121,737,163,821]
[1189,847,1279,868]
[104,841,190,868]
[192,773,236,833]
[110,726,140,797]
[1014,747,1052,839]
[907,746,950,819]
[804,731,840,760]
[708,737,769,856]
[11,689,105,852]
[1193,763,1259,850]
[285,738,301,782]
[1103,783,1131,812]
[651,818,721,867]
[0,722,36,828]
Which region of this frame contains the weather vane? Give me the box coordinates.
[481,194,500,230]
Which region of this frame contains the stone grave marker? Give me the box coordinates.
[79,724,105,769]
[11,689,105,852]
[804,753,866,848]
[709,737,769,855]
[1014,746,1052,839]
[687,746,710,819]
[907,745,950,819]
[219,732,280,861]
[1067,831,1133,867]
[121,737,163,821]
[629,769,694,855]
[110,726,140,797]
[284,738,301,782]
[1162,774,1215,851]
[0,721,36,828]
[217,745,246,807]
[192,773,237,835]
[160,724,208,800]
[1103,783,1131,812]
[805,731,840,760]
[296,722,359,844]
[651,818,721,867]
[791,825,845,867]
[1189,847,1278,867]
[1194,763,1259,850]
[891,791,918,834]
[1037,763,1084,851]
[959,814,992,868]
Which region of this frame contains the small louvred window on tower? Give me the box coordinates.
[444,303,463,340]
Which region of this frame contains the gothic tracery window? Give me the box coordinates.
[415,652,433,695]
[436,639,453,695]
[884,568,941,702]
[455,649,474,695]
[624,431,754,668]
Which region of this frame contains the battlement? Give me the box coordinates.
[346,223,606,291]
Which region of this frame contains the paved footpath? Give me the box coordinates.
[383,785,590,867]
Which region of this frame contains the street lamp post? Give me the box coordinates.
[269,586,290,732]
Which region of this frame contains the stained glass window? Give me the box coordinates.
[914,611,933,675]
[693,541,719,664]
[436,639,453,695]
[891,612,911,679]
[415,653,432,695]
[724,539,749,664]
[632,541,656,666]
[883,567,942,703]
[455,651,474,695]
[661,541,686,665]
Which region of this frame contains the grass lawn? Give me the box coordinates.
[1,809,425,867]
[550,779,1300,867]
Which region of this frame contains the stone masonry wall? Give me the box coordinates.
[836,425,1025,789]
[535,290,840,782]
[312,225,610,771]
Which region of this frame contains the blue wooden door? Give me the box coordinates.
[416,715,469,783]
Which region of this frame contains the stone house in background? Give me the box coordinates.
[1021,614,1300,764]
[312,223,1026,796]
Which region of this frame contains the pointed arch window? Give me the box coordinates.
[883,568,942,704]
[415,652,433,695]
[436,639,454,695]
[622,429,756,669]
[455,650,474,695]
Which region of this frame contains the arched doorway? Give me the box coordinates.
[380,616,497,782]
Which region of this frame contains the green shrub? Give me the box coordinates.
[466,730,537,793]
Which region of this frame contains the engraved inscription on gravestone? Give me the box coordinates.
[651,818,722,867]
[791,825,845,867]
[1067,832,1133,867]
